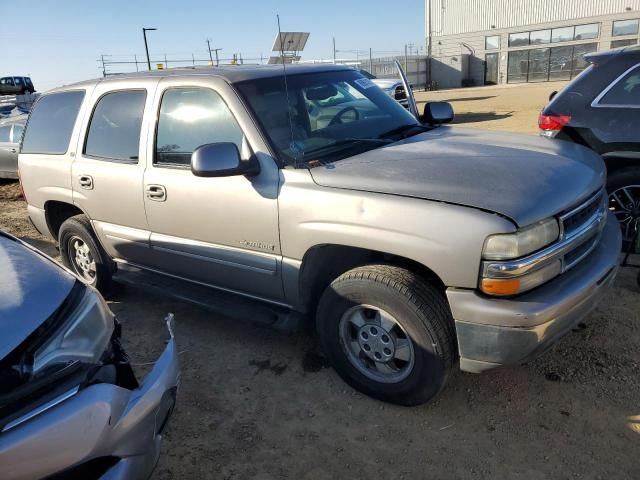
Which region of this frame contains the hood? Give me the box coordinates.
[0,234,76,359]
[309,126,605,226]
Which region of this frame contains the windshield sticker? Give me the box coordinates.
[355,77,375,89]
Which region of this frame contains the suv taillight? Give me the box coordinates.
[538,113,571,137]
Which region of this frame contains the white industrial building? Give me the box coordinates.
[425,0,640,88]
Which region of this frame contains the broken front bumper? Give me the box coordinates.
[447,213,621,373]
[0,320,180,480]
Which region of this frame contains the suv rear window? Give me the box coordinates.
[21,91,85,155]
[84,90,146,162]
[599,66,640,106]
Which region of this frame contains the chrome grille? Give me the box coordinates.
[558,190,607,271]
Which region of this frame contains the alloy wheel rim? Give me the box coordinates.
[338,305,415,384]
[69,236,97,282]
[609,185,640,245]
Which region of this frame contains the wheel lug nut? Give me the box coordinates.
[381,334,389,343]
[384,348,391,355]
[370,327,378,335]
[363,344,371,351]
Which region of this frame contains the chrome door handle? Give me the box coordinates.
[78,175,93,190]
[145,184,166,201]
[10,148,17,153]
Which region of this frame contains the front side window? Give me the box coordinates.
[485,35,500,50]
[14,77,24,86]
[574,23,599,40]
[22,91,85,155]
[599,66,640,106]
[155,87,244,166]
[84,90,146,162]
[508,32,529,47]
[236,70,420,165]
[613,19,639,37]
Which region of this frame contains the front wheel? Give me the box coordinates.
[607,167,640,251]
[316,265,457,406]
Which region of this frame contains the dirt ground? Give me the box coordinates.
[415,81,570,134]
[2,84,640,479]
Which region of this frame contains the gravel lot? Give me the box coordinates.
[2,83,639,479]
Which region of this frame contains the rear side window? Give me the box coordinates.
[84,90,146,162]
[14,77,24,86]
[155,87,243,166]
[599,66,640,106]
[21,91,85,155]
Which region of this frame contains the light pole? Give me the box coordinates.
[142,27,157,70]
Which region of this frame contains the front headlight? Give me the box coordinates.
[30,286,114,377]
[483,217,559,260]
[480,217,561,296]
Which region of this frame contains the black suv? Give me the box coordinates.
[540,46,640,248]
[0,76,35,95]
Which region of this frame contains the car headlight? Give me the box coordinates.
[30,286,114,377]
[480,217,560,296]
[482,218,559,260]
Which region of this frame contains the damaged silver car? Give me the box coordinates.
[0,231,179,480]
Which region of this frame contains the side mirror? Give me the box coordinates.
[394,87,407,101]
[421,101,454,125]
[191,142,260,178]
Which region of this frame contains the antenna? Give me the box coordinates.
[276,14,299,166]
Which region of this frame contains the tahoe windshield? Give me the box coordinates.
[236,70,421,165]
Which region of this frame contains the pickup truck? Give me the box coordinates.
[18,64,621,405]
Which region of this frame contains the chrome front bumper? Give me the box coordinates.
[447,214,621,373]
[0,321,180,480]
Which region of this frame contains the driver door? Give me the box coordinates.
[141,77,284,302]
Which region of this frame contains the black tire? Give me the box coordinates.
[316,264,456,406]
[59,215,115,291]
[607,167,640,251]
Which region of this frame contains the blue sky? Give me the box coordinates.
[1,0,426,91]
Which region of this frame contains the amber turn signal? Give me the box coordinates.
[480,278,521,296]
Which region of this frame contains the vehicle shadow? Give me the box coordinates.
[452,111,514,124]
[441,95,497,102]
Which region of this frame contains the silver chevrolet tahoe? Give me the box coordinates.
[18,64,621,405]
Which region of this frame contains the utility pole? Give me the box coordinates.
[369,47,373,73]
[134,54,139,72]
[207,39,214,63]
[100,54,107,77]
[142,27,157,70]
[404,44,408,71]
[332,37,336,64]
[426,0,432,90]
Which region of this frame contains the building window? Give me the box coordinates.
[612,39,638,49]
[530,29,551,45]
[613,19,639,36]
[485,35,500,50]
[508,32,529,47]
[507,43,597,84]
[551,26,574,43]
[574,23,599,40]
[549,46,574,81]
[507,50,529,83]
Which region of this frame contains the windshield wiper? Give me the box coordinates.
[303,137,394,158]
[378,123,430,140]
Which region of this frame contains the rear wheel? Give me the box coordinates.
[607,167,640,251]
[59,215,114,291]
[316,265,456,406]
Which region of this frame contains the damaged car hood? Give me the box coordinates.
[0,234,75,359]
[309,126,606,226]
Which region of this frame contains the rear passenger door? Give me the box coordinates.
[72,79,159,263]
[142,77,283,301]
